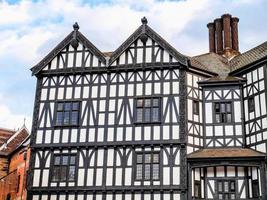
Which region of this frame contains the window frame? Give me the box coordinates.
[248,96,255,113]
[134,151,160,181]
[54,101,80,127]
[194,180,201,198]
[193,100,200,115]
[134,97,162,124]
[213,102,233,123]
[51,153,77,183]
[252,179,260,198]
[217,179,236,200]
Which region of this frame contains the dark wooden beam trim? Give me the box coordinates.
[37,62,183,76]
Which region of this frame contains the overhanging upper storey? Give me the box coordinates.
[31,23,107,76]
[109,17,188,69]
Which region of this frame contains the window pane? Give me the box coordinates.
[249,98,255,112]
[137,99,143,107]
[152,164,159,179]
[52,167,61,181]
[70,156,76,165]
[61,166,67,181]
[230,194,235,200]
[54,156,61,165]
[226,103,231,112]
[57,103,64,111]
[65,102,72,111]
[144,108,151,122]
[144,99,151,107]
[230,181,235,191]
[71,111,79,125]
[218,182,223,192]
[72,102,79,110]
[136,108,143,122]
[252,181,259,197]
[136,164,142,179]
[221,114,226,123]
[218,194,223,200]
[144,164,150,179]
[69,166,76,181]
[215,114,221,123]
[153,98,159,107]
[56,112,63,125]
[215,103,220,112]
[136,154,143,163]
[224,182,229,192]
[145,154,151,163]
[152,108,159,122]
[62,156,68,165]
[227,114,232,122]
[153,154,159,163]
[221,103,225,112]
[64,112,70,125]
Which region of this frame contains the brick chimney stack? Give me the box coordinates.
[207,14,240,58]
[222,14,231,49]
[231,17,239,52]
[207,23,215,53]
[215,18,223,54]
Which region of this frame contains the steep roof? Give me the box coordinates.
[230,41,267,72]
[31,30,107,75]
[190,41,267,78]
[189,52,230,76]
[0,127,29,156]
[109,18,188,67]
[187,148,266,159]
[0,128,16,147]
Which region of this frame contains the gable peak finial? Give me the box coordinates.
[141,17,148,25]
[73,22,80,31]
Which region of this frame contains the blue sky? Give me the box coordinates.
[0,0,267,130]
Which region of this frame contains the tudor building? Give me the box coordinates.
[28,14,267,200]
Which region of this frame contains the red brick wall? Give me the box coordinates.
[0,157,8,179]
[0,147,30,200]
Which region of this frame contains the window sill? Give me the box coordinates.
[54,125,80,129]
[134,121,162,126]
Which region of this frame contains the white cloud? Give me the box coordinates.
[0,0,267,130]
[0,94,31,130]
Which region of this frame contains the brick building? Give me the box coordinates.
[0,127,30,200]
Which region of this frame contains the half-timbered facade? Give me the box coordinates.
[28,14,267,200]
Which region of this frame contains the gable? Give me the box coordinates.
[31,30,107,76]
[109,19,188,67]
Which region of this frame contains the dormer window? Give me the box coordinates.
[214,102,232,123]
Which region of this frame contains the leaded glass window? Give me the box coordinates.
[217,180,236,200]
[52,154,77,182]
[135,152,160,180]
[55,102,80,126]
[135,97,161,123]
[214,102,232,123]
